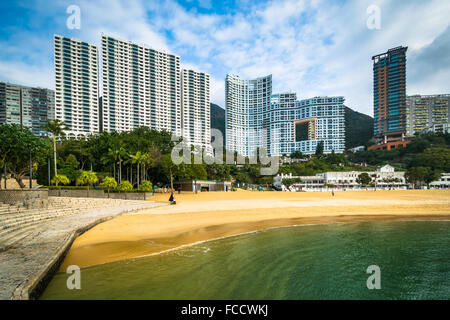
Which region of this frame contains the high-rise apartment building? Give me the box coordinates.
[225,74,272,156]
[54,34,99,138]
[225,74,345,156]
[0,81,55,136]
[406,94,450,135]
[369,46,410,151]
[101,35,181,135]
[270,95,345,156]
[181,69,210,150]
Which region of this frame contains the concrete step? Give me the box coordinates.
[0,207,73,221]
[0,223,43,251]
[0,217,53,241]
[0,212,66,227]
[0,213,63,231]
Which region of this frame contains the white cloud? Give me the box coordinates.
[1,0,449,115]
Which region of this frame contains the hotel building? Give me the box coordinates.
[369,46,410,151]
[54,35,99,138]
[225,74,345,156]
[101,35,181,135]
[406,94,450,135]
[0,81,55,136]
[181,69,211,150]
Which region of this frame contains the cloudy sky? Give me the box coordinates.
[0,0,449,116]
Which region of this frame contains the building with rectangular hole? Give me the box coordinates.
[225,74,345,156]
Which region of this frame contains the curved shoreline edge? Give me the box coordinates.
[36,214,450,299]
[10,204,167,300]
[75,215,450,271]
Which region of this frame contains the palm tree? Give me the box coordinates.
[42,119,67,176]
[129,151,145,188]
[117,146,127,184]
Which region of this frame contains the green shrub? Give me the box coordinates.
[138,180,152,192]
[118,180,133,192]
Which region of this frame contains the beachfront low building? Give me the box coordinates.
[173,180,232,192]
[429,173,450,189]
[274,165,407,191]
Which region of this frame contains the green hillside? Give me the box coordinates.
[210,103,225,141]
[344,106,373,149]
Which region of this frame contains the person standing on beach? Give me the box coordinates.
[332,190,335,197]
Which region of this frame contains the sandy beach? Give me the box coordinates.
[60,190,450,269]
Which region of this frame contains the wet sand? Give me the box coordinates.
[60,190,450,269]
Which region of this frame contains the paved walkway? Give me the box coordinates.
[0,200,167,300]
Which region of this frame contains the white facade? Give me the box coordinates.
[270,96,345,156]
[101,35,181,135]
[181,69,211,151]
[275,165,406,190]
[54,35,99,138]
[225,74,345,157]
[429,173,450,188]
[225,74,272,157]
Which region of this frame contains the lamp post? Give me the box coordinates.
[29,145,33,189]
[48,158,51,186]
[3,163,6,189]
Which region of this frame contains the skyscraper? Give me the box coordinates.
[0,81,55,136]
[101,35,181,135]
[181,69,210,151]
[270,95,345,156]
[225,75,345,156]
[370,46,410,151]
[54,35,99,138]
[225,74,272,157]
[406,94,450,135]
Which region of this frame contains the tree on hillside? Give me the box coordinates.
[315,141,324,157]
[42,119,67,176]
[290,150,303,159]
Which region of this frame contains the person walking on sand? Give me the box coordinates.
[332,190,335,197]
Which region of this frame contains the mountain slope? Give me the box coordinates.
[344,106,374,149]
[210,103,225,141]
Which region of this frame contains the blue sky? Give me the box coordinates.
[1,0,449,115]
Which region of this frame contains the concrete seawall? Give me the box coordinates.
[48,189,153,200]
[0,200,167,300]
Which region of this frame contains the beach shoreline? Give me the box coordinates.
[59,190,450,270]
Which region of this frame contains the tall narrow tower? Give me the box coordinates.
[372,46,408,137]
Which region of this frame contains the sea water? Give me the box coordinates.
[40,221,450,300]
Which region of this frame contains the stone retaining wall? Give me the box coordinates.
[48,189,152,200]
[0,189,48,208]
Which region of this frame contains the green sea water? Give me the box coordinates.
[40,221,450,300]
